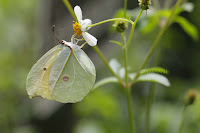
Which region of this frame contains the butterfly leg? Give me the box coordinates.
[80,42,87,48]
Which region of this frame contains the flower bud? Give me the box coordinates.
[138,0,151,10]
[113,21,128,33]
[184,89,199,106]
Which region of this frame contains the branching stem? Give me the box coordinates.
[126,10,143,48]
[129,0,183,87]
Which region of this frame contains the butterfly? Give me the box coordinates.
[26,25,96,103]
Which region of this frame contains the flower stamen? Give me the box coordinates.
[73,21,82,37]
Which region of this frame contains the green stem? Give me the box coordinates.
[121,33,128,87]
[146,84,156,133]
[121,23,134,133]
[87,18,134,29]
[92,46,124,86]
[129,0,183,87]
[62,0,77,21]
[126,88,135,133]
[126,10,143,48]
[124,0,127,18]
[178,106,187,133]
[124,48,129,86]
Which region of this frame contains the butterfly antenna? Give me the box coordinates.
[52,25,62,43]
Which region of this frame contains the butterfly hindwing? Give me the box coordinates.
[26,45,64,100]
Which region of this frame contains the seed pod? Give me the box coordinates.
[138,0,151,10]
[184,89,199,106]
[113,21,128,33]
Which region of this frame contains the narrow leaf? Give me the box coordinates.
[140,67,168,75]
[109,40,123,46]
[137,73,170,87]
[129,73,170,87]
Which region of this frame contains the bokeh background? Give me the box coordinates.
[0,0,200,133]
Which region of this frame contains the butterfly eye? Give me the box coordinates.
[61,40,65,44]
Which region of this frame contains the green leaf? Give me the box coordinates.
[26,45,64,100]
[109,40,123,46]
[174,16,199,41]
[129,73,170,87]
[140,67,168,75]
[49,47,96,103]
[92,77,118,90]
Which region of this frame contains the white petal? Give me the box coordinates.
[81,19,92,31]
[82,32,97,46]
[74,6,82,23]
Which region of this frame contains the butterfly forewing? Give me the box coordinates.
[49,46,96,103]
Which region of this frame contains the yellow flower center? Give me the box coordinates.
[73,21,82,37]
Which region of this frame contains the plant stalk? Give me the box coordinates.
[121,33,128,87]
[129,0,183,87]
[121,26,134,133]
[126,88,135,133]
[62,0,77,21]
[126,9,143,48]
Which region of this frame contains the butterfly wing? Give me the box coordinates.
[26,45,64,100]
[49,46,96,103]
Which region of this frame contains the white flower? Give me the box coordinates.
[73,5,97,46]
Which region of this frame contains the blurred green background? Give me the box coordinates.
[0,0,200,133]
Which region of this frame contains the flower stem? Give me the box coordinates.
[125,88,135,133]
[92,46,124,86]
[87,18,134,29]
[178,106,187,133]
[146,84,156,133]
[126,9,143,48]
[121,33,128,87]
[121,31,134,133]
[62,0,77,21]
[129,0,183,87]
[124,48,128,86]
